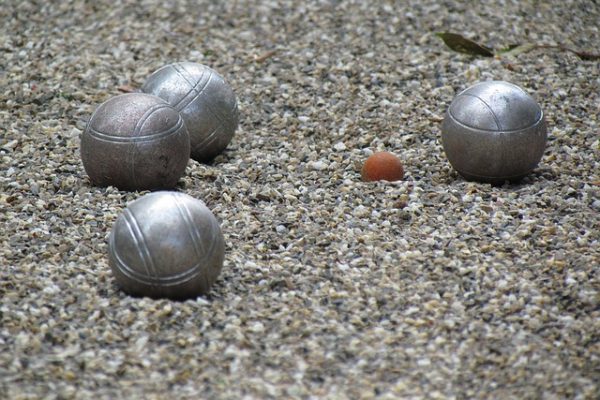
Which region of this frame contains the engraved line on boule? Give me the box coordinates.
[200,217,221,289]
[199,214,220,276]
[129,103,172,189]
[172,65,207,109]
[205,91,233,125]
[122,209,158,285]
[171,63,211,110]
[173,63,198,88]
[170,63,236,128]
[447,108,544,133]
[114,208,205,286]
[190,99,238,154]
[87,117,184,143]
[152,64,172,77]
[204,99,231,131]
[199,218,221,292]
[171,194,214,291]
[193,126,220,152]
[176,193,221,289]
[172,194,208,257]
[175,70,214,111]
[460,93,503,131]
[132,103,172,137]
[115,207,206,286]
[112,242,205,286]
[176,71,212,111]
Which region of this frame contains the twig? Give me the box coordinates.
[253,49,278,63]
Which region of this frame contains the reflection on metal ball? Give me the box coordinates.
[441,81,547,184]
[142,62,239,162]
[81,93,190,191]
[108,191,225,300]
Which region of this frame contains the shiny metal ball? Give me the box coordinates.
[108,191,225,300]
[141,62,239,162]
[81,93,190,191]
[441,81,547,183]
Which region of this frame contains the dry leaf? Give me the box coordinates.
[435,32,494,57]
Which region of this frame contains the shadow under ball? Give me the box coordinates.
[141,62,239,163]
[108,191,225,300]
[81,93,190,191]
[441,81,547,184]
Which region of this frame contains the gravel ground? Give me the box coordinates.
[1,0,599,398]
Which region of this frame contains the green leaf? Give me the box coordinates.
[436,32,494,57]
[499,43,536,56]
[497,44,522,54]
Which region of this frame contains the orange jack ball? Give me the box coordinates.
[361,152,405,182]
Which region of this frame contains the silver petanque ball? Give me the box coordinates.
[141,62,239,162]
[108,191,225,300]
[81,93,190,191]
[441,81,547,184]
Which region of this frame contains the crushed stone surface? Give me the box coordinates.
[1,1,599,398]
